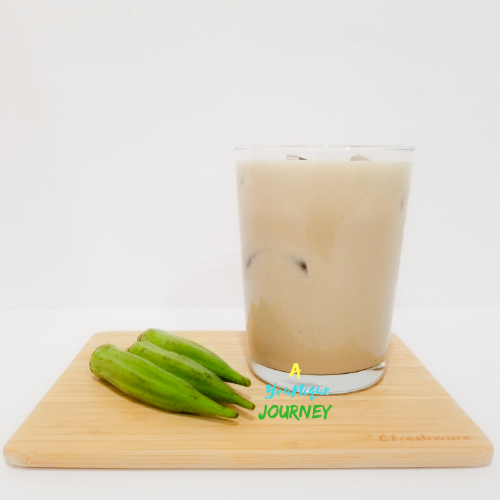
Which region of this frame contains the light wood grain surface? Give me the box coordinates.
[3,331,493,469]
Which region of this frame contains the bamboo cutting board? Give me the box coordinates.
[3,331,493,469]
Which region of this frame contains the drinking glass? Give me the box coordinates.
[236,145,414,393]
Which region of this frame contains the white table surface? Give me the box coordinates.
[1,307,499,500]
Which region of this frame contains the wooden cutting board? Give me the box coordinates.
[3,331,493,469]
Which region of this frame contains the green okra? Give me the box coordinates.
[128,341,255,411]
[138,329,251,387]
[90,344,238,419]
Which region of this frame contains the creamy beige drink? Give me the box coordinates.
[237,151,412,382]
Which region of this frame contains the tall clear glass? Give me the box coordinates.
[236,145,414,393]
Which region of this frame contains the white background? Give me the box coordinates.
[1,0,499,310]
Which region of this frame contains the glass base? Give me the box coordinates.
[250,360,386,394]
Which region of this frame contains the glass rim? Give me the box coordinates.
[235,145,415,151]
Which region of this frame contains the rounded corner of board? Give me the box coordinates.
[477,440,494,467]
[89,331,140,342]
[3,443,32,468]
[89,331,118,340]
